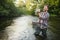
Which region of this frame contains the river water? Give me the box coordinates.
[0,16,60,40]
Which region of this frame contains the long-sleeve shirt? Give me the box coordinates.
[39,12,49,29]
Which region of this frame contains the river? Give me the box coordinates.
[0,16,60,40]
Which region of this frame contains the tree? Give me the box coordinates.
[44,0,60,16]
[0,0,21,17]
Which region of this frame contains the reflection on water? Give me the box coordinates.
[0,16,60,40]
[49,16,60,40]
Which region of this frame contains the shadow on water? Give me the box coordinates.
[0,16,21,31]
[0,16,16,31]
[0,16,14,39]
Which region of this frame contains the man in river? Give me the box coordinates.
[34,5,49,38]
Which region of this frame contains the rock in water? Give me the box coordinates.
[3,16,36,40]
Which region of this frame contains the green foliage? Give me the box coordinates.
[44,0,60,15]
[0,0,21,17]
[0,0,60,17]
